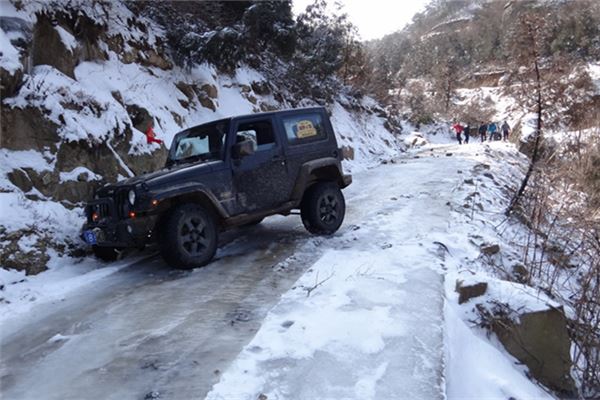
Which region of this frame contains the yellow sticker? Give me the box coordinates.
[296,120,317,138]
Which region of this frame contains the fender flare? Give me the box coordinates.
[290,157,350,202]
[151,182,229,218]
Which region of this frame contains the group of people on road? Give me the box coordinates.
[452,121,510,145]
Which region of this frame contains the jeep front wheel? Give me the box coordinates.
[159,203,218,269]
[301,182,346,235]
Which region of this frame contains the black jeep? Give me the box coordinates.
[82,107,352,269]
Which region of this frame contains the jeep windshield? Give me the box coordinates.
[167,119,230,166]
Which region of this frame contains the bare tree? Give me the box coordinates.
[504,12,551,216]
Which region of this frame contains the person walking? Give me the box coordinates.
[463,123,471,144]
[501,121,511,141]
[452,121,464,145]
[478,122,487,142]
[488,122,498,141]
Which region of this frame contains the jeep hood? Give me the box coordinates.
[102,161,225,191]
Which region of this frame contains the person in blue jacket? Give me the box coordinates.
[488,122,498,140]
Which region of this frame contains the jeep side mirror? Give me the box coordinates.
[232,139,256,159]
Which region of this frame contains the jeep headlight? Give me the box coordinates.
[128,189,136,205]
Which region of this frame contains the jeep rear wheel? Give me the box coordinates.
[159,203,218,269]
[301,182,346,235]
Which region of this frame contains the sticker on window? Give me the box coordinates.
[295,120,317,138]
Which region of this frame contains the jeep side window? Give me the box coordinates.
[282,113,326,144]
[235,120,276,151]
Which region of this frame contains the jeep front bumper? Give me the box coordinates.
[81,215,157,248]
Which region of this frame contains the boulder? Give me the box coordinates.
[7,169,33,192]
[511,264,529,283]
[456,280,488,304]
[481,243,500,255]
[492,307,576,396]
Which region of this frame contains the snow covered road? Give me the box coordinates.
[1,143,517,400]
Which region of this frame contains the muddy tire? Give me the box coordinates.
[159,203,218,269]
[92,245,121,262]
[301,182,346,235]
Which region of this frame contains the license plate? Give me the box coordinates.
[83,230,97,245]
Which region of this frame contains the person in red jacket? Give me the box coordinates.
[145,124,163,145]
[452,122,464,145]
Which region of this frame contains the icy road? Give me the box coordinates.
[1,144,507,400]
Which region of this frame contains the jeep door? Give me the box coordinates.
[230,116,289,213]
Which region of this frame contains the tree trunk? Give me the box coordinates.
[506,56,543,216]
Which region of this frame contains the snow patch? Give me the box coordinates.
[54,26,77,52]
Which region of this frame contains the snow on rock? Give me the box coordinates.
[59,166,102,183]
[330,101,402,173]
[54,25,77,52]
[0,192,81,234]
[0,27,22,74]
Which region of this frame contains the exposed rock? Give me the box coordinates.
[341,145,355,160]
[251,81,270,95]
[200,83,218,99]
[198,95,216,112]
[259,103,278,112]
[111,91,125,106]
[54,180,95,204]
[0,107,60,151]
[0,67,24,100]
[463,178,474,185]
[126,103,153,132]
[456,280,488,304]
[31,14,78,78]
[171,111,183,127]
[246,94,257,105]
[481,243,500,255]
[492,307,576,396]
[142,49,172,70]
[239,84,252,93]
[511,264,529,283]
[0,229,51,275]
[176,81,196,101]
[115,136,168,177]
[7,169,33,192]
[56,140,122,183]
